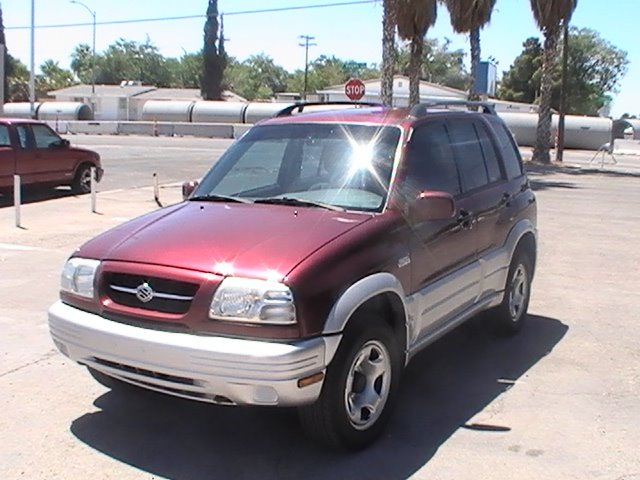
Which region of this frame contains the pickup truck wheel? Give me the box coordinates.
[298,322,401,451]
[71,164,93,194]
[489,252,532,335]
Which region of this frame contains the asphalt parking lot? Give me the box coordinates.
[0,138,639,479]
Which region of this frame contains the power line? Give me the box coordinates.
[5,0,379,30]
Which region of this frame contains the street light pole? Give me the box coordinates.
[298,35,316,101]
[29,0,35,118]
[70,0,96,95]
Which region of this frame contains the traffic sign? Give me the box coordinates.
[345,78,366,101]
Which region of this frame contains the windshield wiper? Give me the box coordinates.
[254,197,344,211]
[188,194,250,203]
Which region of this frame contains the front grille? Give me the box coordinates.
[104,273,199,314]
[92,357,195,386]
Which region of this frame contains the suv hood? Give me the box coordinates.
[77,202,371,279]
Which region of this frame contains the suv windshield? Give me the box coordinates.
[193,123,402,212]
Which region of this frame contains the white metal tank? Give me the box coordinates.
[38,102,93,121]
[2,102,42,118]
[244,102,293,124]
[191,101,247,124]
[142,100,195,122]
[498,112,612,150]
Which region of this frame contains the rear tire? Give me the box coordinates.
[298,321,401,451]
[71,164,93,194]
[488,251,533,335]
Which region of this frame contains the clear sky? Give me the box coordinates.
[1,0,638,117]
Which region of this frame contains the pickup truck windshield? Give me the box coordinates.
[194,123,402,212]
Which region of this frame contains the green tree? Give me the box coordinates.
[396,0,438,106]
[96,39,173,86]
[498,37,543,104]
[0,2,12,102]
[499,30,628,116]
[396,38,471,91]
[442,0,496,100]
[70,44,94,84]
[202,0,225,99]
[6,56,29,101]
[224,54,288,100]
[561,27,628,115]
[286,56,379,93]
[36,60,76,94]
[529,0,578,164]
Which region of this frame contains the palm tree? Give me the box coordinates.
[380,0,397,106]
[529,0,578,163]
[442,0,496,100]
[396,0,438,106]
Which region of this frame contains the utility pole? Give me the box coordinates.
[556,19,570,163]
[29,0,35,118]
[298,35,316,100]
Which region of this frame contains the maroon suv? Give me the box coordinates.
[48,101,537,450]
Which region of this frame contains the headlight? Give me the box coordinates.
[61,258,100,299]
[210,277,296,325]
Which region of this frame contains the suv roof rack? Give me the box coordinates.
[410,100,497,117]
[274,101,382,118]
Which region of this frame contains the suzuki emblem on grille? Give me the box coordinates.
[135,283,154,303]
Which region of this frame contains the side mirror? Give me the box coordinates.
[182,180,199,200]
[61,139,70,148]
[410,191,456,222]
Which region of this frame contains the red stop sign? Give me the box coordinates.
[345,78,366,101]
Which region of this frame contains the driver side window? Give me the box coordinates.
[31,124,61,149]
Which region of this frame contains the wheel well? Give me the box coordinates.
[75,161,94,177]
[515,232,537,277]
[347,292,407,356]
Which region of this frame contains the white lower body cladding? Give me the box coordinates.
[48,301,334,407]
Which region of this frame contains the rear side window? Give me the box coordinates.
[474,123,503,183]
[493,123,524,180]
[447,120,489,192]
[405,122,460,196]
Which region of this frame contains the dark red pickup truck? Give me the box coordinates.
[0,118,102,194]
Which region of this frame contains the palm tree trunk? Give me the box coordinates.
[409,35,422,107]
[381,0,396,107]
[532,25,560,164]
[469,26,481,101]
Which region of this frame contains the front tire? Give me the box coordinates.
[298,321,401,451]
[71,164,93,194]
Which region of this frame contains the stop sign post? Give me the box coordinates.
[345,78,365,101]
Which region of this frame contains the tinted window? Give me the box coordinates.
[0,126,10,147]
[447,120,488,192]
[405,123,460,196]
[31,124,61,149]
[16,126,30,149]
[493,123,523,180]
[474,123,502,183]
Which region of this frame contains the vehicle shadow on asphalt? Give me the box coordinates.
[70,314,567,480]
[0,188,78,208]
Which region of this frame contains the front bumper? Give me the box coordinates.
[48,301,337,407]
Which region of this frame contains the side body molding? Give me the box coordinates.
[322,272,408,336]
